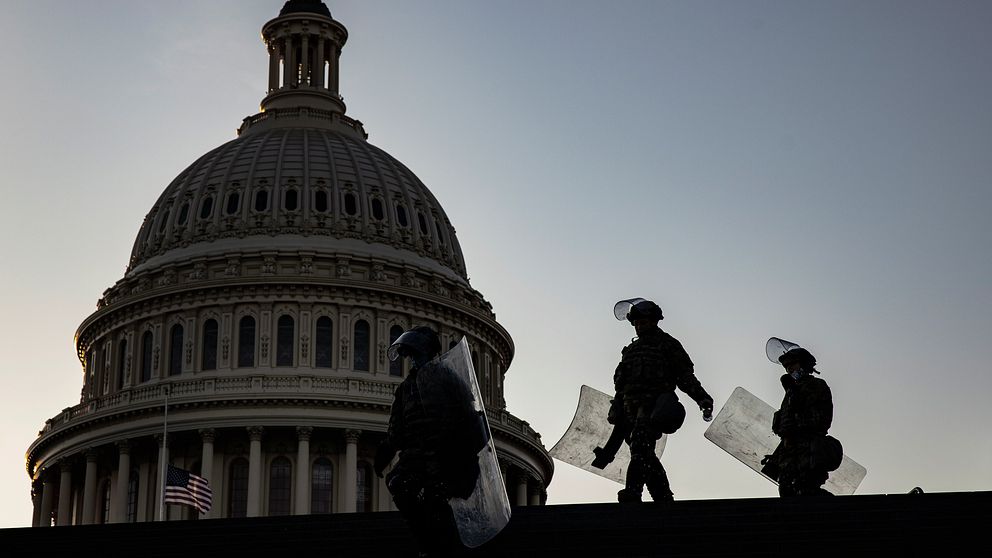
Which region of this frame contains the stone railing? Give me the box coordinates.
[38,374,547,452]
[236,107,367,138]
[39,374,397,436]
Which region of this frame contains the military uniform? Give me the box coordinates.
[381,358,484,557]
[613,326,712,501]
[761,372,836,496]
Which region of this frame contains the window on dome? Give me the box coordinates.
[254,190,269,212]
[314,190,329,213]
[199,196,214,219]
[435,220,445,245]
[353,319,370,372]
[371,198,384,221]
[418,212,428,235]
[169,324,183,376]
[344,192,358,216]
[268,457,292,516]
[311,458,333,514]
[276,315,295,366]
[202,319,218,371]
[226,192,240,215]
[389,325,404,377]
[158,209,171,233]
[238,316,256,367]
[141,331,153,383]
[315,317,333,368]
[284,189,299,211]
[177,203,190,225]
[228,458,249,518]
[396,204,408,227]
[117,339,127,390]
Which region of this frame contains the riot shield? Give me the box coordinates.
[704,386,867,495]
[549,384,667,485]
[417,337,510,548]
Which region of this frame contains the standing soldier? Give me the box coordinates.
[761,337,843,497]
[609,298,714,503]
[375,326,487,557]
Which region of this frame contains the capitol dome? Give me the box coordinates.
[26,0,551,526]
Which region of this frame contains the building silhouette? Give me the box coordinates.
[25,0,551,526]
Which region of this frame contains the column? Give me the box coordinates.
[529,486,542,507]
[57,460,73,526]
[247,426,264,517]
[295,427,312,515]
[282,35,293,87]
[286,36,297,87]
[111,440,131,523]
[200,429,216,519]
[268,42,280,92]
[330,43,339,93]
[342,429,360,513]
[315,37,325,88]
[39,478,55,527]
[300,34,310,86]
[31,481,43,527]
[515,473,528,507]
[81,447,99,524]
[156,434,169,521]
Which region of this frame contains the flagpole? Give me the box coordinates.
[159,387,169,521]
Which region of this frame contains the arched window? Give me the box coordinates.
[168,324,184,376]
[225,191,240,215]
[389,325,404,377]
[199,196,214,219]
[356,462,373,512]
[177,202,190,225]
[100,479,112,524]
[284,189,299,211]
[371,198,384,220]
[117,338,127,390]
[158,208,171,233]
[353,320,370,372]
[238,316,256,368]
[229,458,249,518]
[254,190,269,212]
[201,319,218,370]
[311,457,334,514]
[315,317,333,368]
[141,331,153,383]
[276,315,295,367]
[417,212,428,235]
[396,204,408,227]
[268,457,292,516]
[344,192,358,216]
[314,190,329,213]
[126,470,139,523]
[435,219,445,245]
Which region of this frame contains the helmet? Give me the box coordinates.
[613,298,663,322]
[779,347,816,369]
[765,337,817,369]
[387,326,441,363]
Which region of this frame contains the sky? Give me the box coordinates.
[1,0,990,528]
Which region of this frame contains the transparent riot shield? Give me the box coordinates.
[704,386,867,495]
[418,337,510,548]
[549,384,667,485]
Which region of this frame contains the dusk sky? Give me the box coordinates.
[1,0,990,528]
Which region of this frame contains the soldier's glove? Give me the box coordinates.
[374,442,395,478]
[699,397,714,422]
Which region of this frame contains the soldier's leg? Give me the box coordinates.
[630,425,672,502]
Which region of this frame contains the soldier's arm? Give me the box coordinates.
[672,342,713,410]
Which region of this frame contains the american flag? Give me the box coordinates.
[165,464,213,513]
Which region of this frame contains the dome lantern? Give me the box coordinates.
[259,0,349,115]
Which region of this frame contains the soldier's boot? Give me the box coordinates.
[617,488,643,503]
[646,483,674,503]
